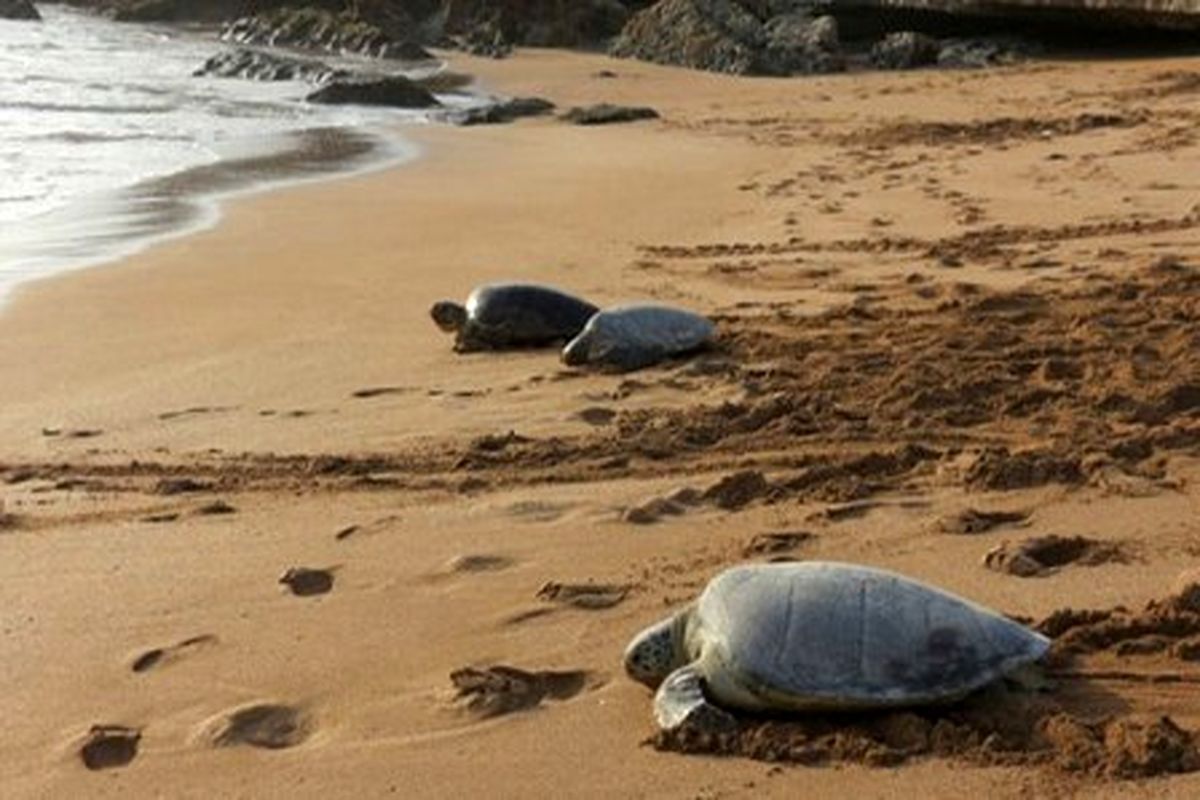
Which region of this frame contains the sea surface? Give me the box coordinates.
[0,5,468,300]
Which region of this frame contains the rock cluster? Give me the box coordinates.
[609,0,843,76]
[65,1,1044,81]
[221,7,432,60]
[194,48,350,83]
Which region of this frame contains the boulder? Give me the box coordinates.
[0,0,40,20]
[609,0,771,75]
[561,103,660,125]
[194,48,349,83]
[452,97,556,126]
[222,7,431,60]
[762,13,843,74]
[870,31,941,70]
[937,37,1035,69]
[305,75,441,108]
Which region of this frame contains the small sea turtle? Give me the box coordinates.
[561,304,715,371]
[430,283,598,353]
[624,561,1050,732]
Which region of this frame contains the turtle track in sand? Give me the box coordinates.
[2,261,1197,525]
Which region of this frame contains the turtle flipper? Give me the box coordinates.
[654,664,737,733]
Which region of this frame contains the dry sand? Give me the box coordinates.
[1,47,1199,798]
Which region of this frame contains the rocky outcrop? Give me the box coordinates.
[762,12,843,74]
[561,103,660,124]
[869,30,940,69]
[66,1,323,23]
[609,0,843,76]
[835,0,1200,33]
[194,48,350,82]
[221,7,432,60]
[305,75,440,107]
[609,0,768,75]
[451,97,556,125]
[0,0,41,20]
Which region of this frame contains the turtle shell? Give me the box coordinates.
[694,562,1049,710]
[464,283,598,347]
[562,304,715,370]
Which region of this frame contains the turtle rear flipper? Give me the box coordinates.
[654,664,737,733]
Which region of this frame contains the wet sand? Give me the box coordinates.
[1,48,1199,798]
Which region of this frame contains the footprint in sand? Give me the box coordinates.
[450,666,591,719]
[622,487,703,524]
[154,478,213,496]
[131,634,218,673]
[984,535,1129,578]
[939,508,1030,535]
[279,567,336,597]
[80,725,140,770]
[350,386,411,399]
[203,703,310,749]
[742,531,816,559]
[505,500,571,524]
[194,500,236,516]
[575,406,617,426]
[158,406,235,421]
[536,581,629,610]
[443,554,515,574]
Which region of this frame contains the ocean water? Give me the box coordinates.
[0,5,467,300]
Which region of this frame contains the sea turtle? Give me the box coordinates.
[624,561,1050,732]
[430,283,598,353]
[561,304,715,371]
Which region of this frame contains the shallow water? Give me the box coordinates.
[0,6,468,300]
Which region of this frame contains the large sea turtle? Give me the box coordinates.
[561,304,715,371]
[624,561,1050,732]
[430,283,598,353]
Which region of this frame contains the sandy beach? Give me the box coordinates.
[1,46,1199,798]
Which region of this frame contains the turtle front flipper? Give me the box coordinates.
[654,664,737,733]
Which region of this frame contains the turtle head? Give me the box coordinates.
[430,301,468,333]
[623,610,689,688]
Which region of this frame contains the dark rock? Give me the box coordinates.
[306,76,440,108]
[453,96,556,126]
[761,12,843,74]
[194,48,349,84]
[222,7,429,61]
[937,37,1035,69]
[458,16,514,58]
[561,103,660,125]
[610,0,846,76]
[870,31,941,70]
[0,0,39,20]
[610,0,770,75]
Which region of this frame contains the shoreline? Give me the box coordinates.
[0,45,1198,799]
[0,123,420,306]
